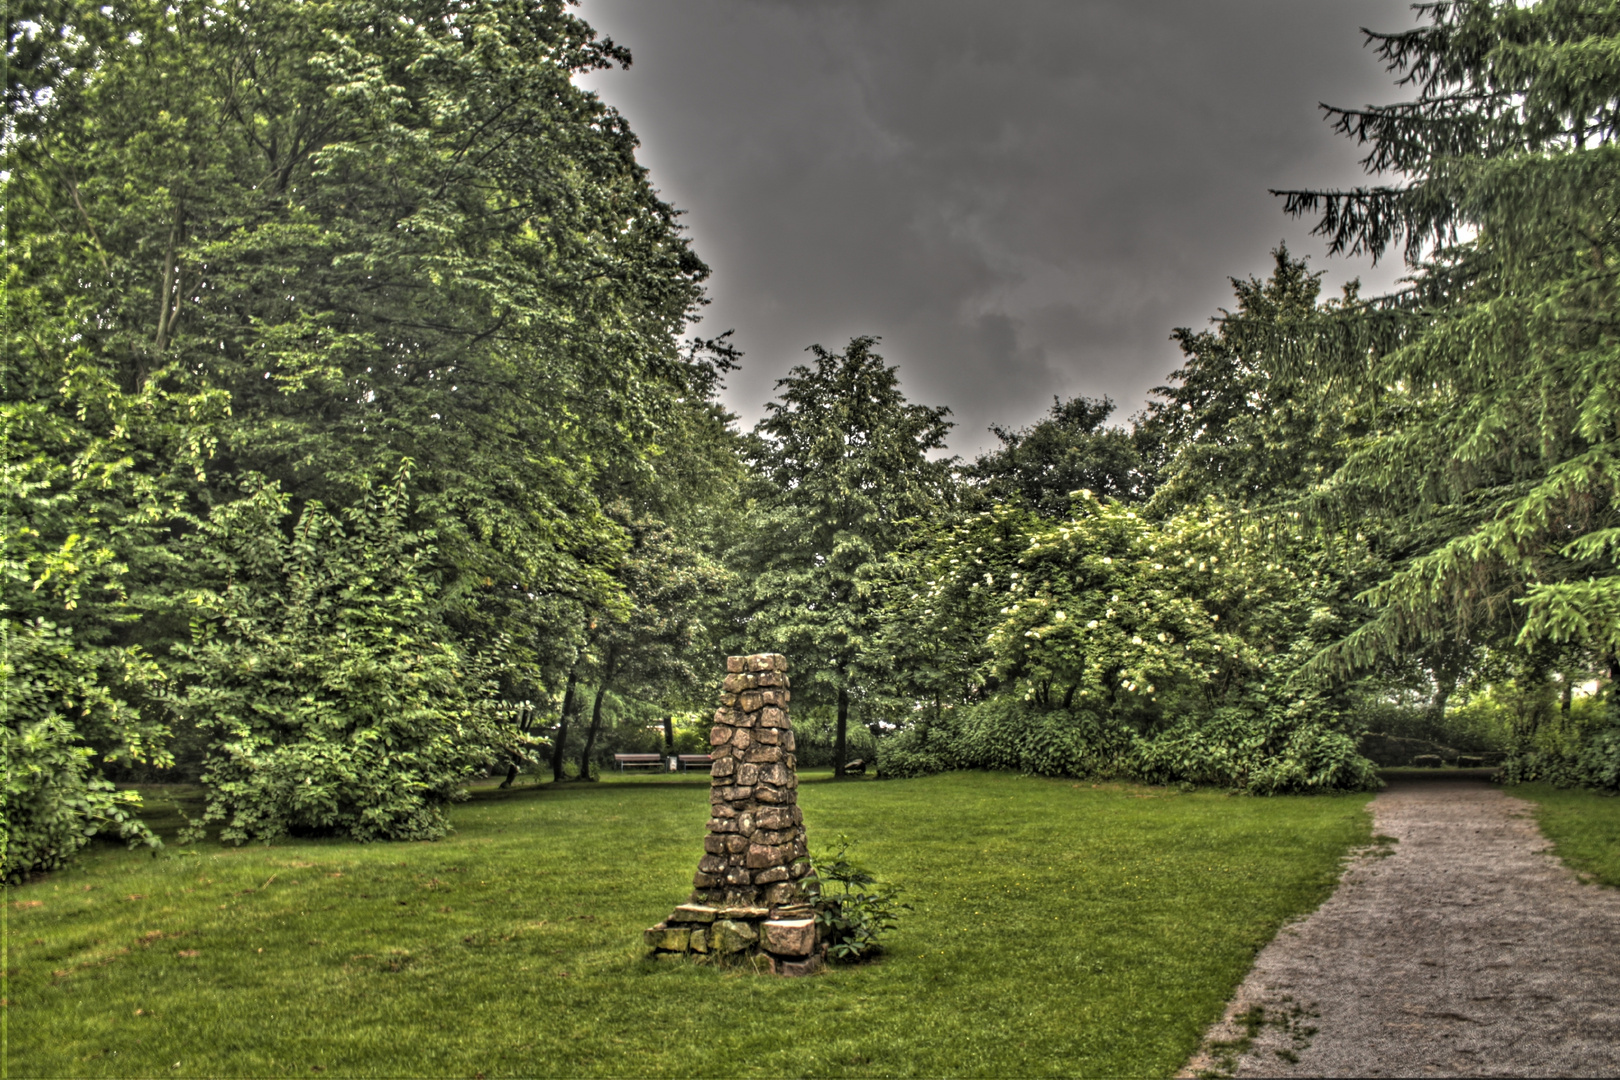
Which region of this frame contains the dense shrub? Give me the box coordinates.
[879,696,1375,793]
[1498,693,1620,791]
[874,497,1378,792]
[1,621,159,882]
[169,473,525,843]
[0,359,173,881]
[878,698,1130,780]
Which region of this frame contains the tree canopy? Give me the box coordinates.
[737,336,954,776]
[15,0,1620,881]
[1273,0,1620,676]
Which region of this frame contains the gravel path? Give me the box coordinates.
[1183,774,1620,1078]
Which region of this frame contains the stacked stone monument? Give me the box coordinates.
[643,653,823,975]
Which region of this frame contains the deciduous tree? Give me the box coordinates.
[738,337,954,777]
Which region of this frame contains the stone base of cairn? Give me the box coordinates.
[644,653,824,975]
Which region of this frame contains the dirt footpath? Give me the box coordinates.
[1184,774,1620,1078]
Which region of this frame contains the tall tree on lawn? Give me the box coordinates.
[737,337,954,777]
[1275,0,1620,679]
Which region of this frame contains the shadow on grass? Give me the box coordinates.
[1377,766,1501,785]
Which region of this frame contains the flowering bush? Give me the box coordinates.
[877,495,1377,792]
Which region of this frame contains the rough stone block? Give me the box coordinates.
[737,812,756,836]
[757,827,796,847]
[710,758,737,779]
[739,691,764,713]
[719,692,738,707]
[756,728,779,746]
[746,842,792,869]
[717,785,753,802]
[698,853,726,874]
[759,707,788,729]
[773,954,822,977]
[762,882,800,906]
[726,656,745,673]
[723,864,752,886]
[737,762,761,786]
[759,763,790,787]
[791,805,804,824]
[755,671,787,688]
[749,808,783,830]
[747,746,784,765]
[754,866,789,884]
[693,871,720,888]
[709,725,733,746]
[783,732,797,753]
[792,838,809,859]
[688,928,708,953]
[704,835,727,855]
[769,654,789,671]
[731,728,753,752]
[718,905,770,920]
[721,673,748,693]
[755,784,788,804]
[711,920,758,954]
[725,834,748,854]
[762,918,816,957]
[712,803,738,818]
[745,654,773,672]
[644,924,690,952]
[672,904,719,924]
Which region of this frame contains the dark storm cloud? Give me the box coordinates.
[576,0,1415,457]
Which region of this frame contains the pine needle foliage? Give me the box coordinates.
[1276,0,1620,673]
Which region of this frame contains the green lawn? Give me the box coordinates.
[5,771,1372,1078]
[1511,782,1620,888]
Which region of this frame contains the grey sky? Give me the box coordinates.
[576,0,1416,457]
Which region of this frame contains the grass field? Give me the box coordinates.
[5,770,1373,1078]
[1512,782,1620,888]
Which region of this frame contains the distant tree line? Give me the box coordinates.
[8,0,1620,881]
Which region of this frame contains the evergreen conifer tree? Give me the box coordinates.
[1279,0,1620,675]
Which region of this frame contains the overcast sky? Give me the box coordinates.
[575,0,1416,458]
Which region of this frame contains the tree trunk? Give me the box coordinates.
[499,703,534,788]
[663,715,675,756]
[1431,678,1455,729]
[579,682,610,781]
[834,684,849,779]
[550,667,580,783]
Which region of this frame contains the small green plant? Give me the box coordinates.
[809,835,910,963]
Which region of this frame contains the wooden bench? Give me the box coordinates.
[676,754,713,773]
[614,753,664,773]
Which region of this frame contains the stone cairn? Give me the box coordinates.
[643,653,824,975]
